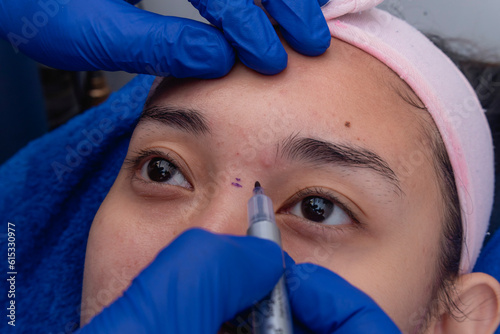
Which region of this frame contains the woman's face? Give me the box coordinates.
[81,39,445,332]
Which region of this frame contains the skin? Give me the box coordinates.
[80,39,500,333]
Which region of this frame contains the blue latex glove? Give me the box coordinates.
[77,227,400,333]
[76,228,284,333]
[284,254,402,334]
[0,0,331,78]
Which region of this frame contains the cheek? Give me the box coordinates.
[80,188,181,325]
[280,212,441,333]
[346,218,441,331]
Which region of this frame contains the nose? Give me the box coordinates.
[187,186,251,236]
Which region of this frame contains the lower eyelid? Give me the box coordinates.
[283,206,352,227]
[277,213,358,241]
[129,172,193,198]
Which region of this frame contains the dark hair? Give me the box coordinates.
[432,36,500,246]
[395,80,463,332]
[425,120,463,328]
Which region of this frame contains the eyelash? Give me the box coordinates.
[282,187,361,227]
[124,151,362,231]
[124,148,186,183]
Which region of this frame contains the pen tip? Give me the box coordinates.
[254,181,261,188]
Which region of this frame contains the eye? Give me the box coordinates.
[140,157,191,188]
[290,195,350,225]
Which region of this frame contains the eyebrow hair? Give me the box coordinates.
[138,105,402,195]
[139,105,211,136]
[279,133,403,195]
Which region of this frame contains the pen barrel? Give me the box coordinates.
[247,220,293,334]
[248,193,276,227]
[251,275,293,334]
[246,220,282,246]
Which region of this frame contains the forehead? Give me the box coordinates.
[147,39,429,167]
[151,39,402,103]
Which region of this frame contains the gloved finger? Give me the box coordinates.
[283,251,296,267]
[88,3,235,78]
[12,0,235,78]
[261,0,331,56]
[283,253,324,333]
[285,261,401,334]
[189,0,287,75]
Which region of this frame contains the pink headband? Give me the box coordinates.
[320,0,494,273]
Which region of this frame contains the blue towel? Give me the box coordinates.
[0,74,499,333]
[0,75,154,333]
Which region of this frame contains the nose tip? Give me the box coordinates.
[188,190,250,236]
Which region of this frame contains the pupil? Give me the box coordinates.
[147,158,174,182]
[301,196,333,222]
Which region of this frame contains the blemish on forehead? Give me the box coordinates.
[345,121,351,128]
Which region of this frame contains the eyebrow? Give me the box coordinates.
[279,133,403,195]
[139,105,211,136]
[138,105,402,195]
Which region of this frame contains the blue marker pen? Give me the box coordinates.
[247,182,293,334]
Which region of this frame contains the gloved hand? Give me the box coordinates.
[0,0,331,78]
[76,228,284,333]
[284,254,402,334]
[77,228,399,333]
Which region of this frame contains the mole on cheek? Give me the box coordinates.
[344,121,351,128]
